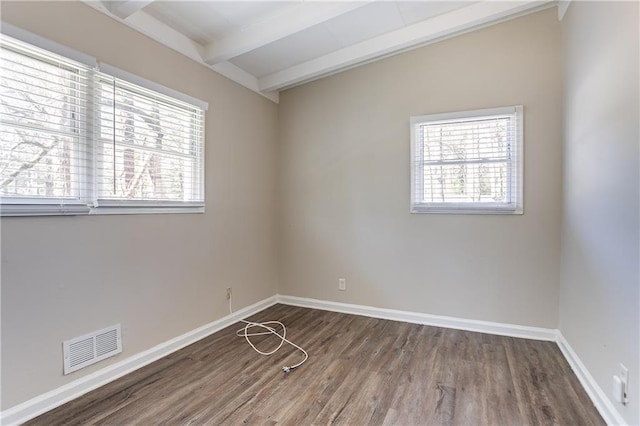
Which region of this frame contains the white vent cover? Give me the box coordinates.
[63,324,122,375]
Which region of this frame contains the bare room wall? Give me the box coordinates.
[0,1,279,410]
[277,8,563,328]
[559,2,640,424]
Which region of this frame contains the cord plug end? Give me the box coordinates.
[282,366,291,373]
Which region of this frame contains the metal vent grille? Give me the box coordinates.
[96,329,119,356]
[63,325,122,375]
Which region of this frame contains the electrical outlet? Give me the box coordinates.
[338,278,346,291]
[620,363,629,404]
[226,287,232,300]
[613,363,630,405]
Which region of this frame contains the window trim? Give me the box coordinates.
[410,105,524,215]
[0,25,208,217]
[93,70,206,213]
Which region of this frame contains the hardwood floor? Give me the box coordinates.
[27,304,604,425]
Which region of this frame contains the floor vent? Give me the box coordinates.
[63,324,122,375]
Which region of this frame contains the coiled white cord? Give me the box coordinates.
[229,295,308,373]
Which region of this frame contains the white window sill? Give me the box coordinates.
[410,204,523,215]
[1,205,205,217]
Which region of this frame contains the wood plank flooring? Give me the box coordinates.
[27,305,605,425]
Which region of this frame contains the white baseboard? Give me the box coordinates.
[277,295,625,426]
[277,294,558,341]
[1,294,622,426]
[0,295,277,426]
[556,334,626,426]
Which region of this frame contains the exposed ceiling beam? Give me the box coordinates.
[557,0,571,20]
[84,2,203,62]
[121,10,279,102]
[103,0,154,20]
[82,1,279,103]
[123,10,205,62]
[211,62,279,103]
[203,1,373,66]
[258,0,553,92]
[84,0,554,103]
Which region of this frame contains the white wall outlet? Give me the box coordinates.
[620,363,629,404]
[226,287,232,300]
[613,364,629,405]
[338,278,346,291]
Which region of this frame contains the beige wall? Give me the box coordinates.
[559,2,639,424]
[278,8,563,328]
[0,2,279,409]
[5,1,633,419]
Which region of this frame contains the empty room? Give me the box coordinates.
[0,0,638,425]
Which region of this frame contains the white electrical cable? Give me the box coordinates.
[229,295,308,373]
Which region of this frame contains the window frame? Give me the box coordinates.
[0,25,207,217]
[92,66,206,214]
[0,29,94,216]
[410,106,524,215]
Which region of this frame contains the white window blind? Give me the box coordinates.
[0,31,206,216]
[0,36,92,215]
[95,73,205,209]
[410,106,523,214]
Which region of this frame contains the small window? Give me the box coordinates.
[410,106,523,214]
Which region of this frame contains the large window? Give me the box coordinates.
[0,31,206,216]
[410,106,523,214]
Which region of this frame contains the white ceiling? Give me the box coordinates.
[85,0,556,102]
